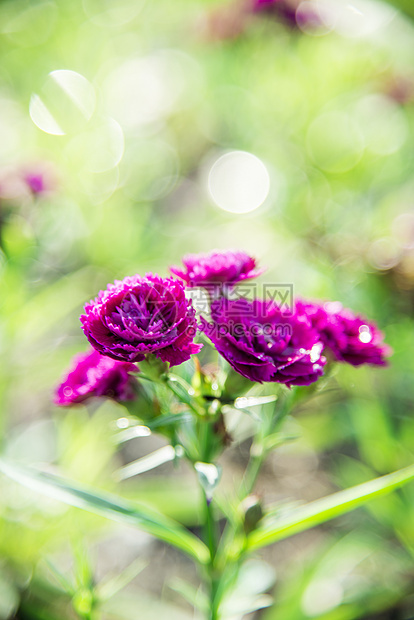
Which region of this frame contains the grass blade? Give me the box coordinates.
[0,458,209,565]
[247,464,414,551]
[116,446,176,480]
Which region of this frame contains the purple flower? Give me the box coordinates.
[201,298,326,386]
[80,274,202,367]
[22,164,55,196]
[170,250,264,288]
[24,172,46,195]
[54,349,138,406]
[252,0,279,9]
[296,301,391,366]
[251,0,321,30]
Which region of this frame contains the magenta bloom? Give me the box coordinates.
[80,274,202,367]
[22,164,54,195]
[297,301,390,366]
[201,298,326,387]
[252,0,278,9]
[24,172,46,195]
[55,349,138,406]
[170,250,264,288]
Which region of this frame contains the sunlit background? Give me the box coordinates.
[1,0,414,617]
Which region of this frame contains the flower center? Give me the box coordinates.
[117,291,176,335]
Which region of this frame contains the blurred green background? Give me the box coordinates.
[1,0,414,617]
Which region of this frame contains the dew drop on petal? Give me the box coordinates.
[310,342,323,363]
[359,325,372,343]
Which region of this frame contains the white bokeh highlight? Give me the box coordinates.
[207,151,270,214]
[30,70,96,135]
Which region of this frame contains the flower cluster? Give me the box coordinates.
[202,298,326,387]
[80,274,202,366]
[170,250,264,288]
[55,249,390,404]
[55,349,138,406]
[296,300,391,367]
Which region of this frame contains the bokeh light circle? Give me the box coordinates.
[121,139,179,202]
[103,50,200,129]
[65,117,124,173]
[353,94,407,156]
[2,0,57,47]
[315,0,396,39]
[207,151,270,214]
[368,237,401,270]
[392,213,414,250]
[30,70,96,135]
[307,112,364,174]
[82,0,144,27]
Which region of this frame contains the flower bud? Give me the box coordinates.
[241,495,263,534]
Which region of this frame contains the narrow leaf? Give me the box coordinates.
[247,464,414,551]
[97,558,148,602]
[43,559,75,595]
[113,413,192,442]
[147,412,192,430]
[114,426,152,444]
[0,459,209,565]
[234,395,278,409]
[116,445,177,480]
[168,578,209,612]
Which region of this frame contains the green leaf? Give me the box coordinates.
[147,412,192,430]
[168,578,208,613]
[116,445,178,480]
[234,395,278,409]
[247,464,414,551]
[43,559,75,595]
[0,459,210,565]
[113,413,192,444]
[219,560,275,617]
[97,558,148,602]
[113,425,152,444]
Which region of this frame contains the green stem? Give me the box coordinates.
[163,377,202,416]
[216,396,292,571]
[241,445,266,497]
[203,492,220,620]
[204,494,217,562]
[241,391,293,498]
[209,592,219,620]
[199,416,213,462]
